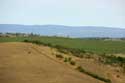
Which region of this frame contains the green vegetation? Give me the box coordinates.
[98,54,125,68]
[76,66,111,83]
[0,37,27,42]
[55,54,64,59]
[1,37,124,65]
[63,57,75,65]
[64,57,68,62]
[0,36,125,54]
[22,39,125,73]
[68,57,72,62]
[70,60,76,65]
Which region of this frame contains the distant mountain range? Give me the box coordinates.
[0,24,125,38]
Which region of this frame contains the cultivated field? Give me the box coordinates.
[0,36,125,54]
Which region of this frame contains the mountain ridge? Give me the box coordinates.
[0,24,125,38]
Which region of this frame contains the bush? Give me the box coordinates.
[55,45,86,58]
[23,39,29,42]
[102,55,125,65]
[64,57,68,62]
[68,57,72,62]
[57,48,68,54]
[76,66,85,72]
[76,66,111,83]
[56,54,63,59]
[23,39,86,58]
[70,60,76,65]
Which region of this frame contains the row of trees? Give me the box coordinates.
[0,32,40,37]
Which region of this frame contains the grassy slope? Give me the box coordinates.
[0,36,125,54]
[0,42,104,83]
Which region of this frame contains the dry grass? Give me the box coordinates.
[0,42,104,83]
[76,58,125,83]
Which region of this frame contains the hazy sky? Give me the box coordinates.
[0,0,125,28]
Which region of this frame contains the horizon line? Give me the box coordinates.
[0,23,125,29]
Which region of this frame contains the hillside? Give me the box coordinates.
[0,24,125,38]
[0,42,104,83]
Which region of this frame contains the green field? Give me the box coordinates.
[0,36,125,54]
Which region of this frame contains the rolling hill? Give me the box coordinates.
[0,24,125,38]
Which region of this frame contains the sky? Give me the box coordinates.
[0,0,125,28]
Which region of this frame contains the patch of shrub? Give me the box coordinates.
[23,39,86,58]
[53,45,86,58]
[84,53,92,59]
[70,60,76,65]
[68,57,72,62]
[57,49,68,54]
[33,40,41,45]
[76,66,85,72]
[99,53,125,70]
[64,57,68,62]
[76,66,111,83]
[23,39,29,42]
[56,54,63,59]
[101,55,125,65]
[68,48,86,58]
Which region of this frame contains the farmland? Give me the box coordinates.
[0,36,125,54]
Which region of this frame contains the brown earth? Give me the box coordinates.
[0,42,104,83]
